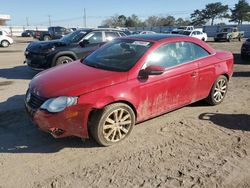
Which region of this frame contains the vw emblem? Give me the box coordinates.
[26,92,31,102]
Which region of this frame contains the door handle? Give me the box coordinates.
[191,71,198,77]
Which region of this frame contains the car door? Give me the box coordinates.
[74,31,105,59]
[192,43,217,100]
[137,41,199,120]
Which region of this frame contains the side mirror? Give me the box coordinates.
[79,39,89,47]
[139,65,165,79]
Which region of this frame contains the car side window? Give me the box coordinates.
[85,32,103,44]
[105,32,120,41]
[0,31,2,35]
[191,43,210,59]
[144,42,210,69]
[119,32,126,37]
[144,43,179,68]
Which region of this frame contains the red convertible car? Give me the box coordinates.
[25,34,234,146]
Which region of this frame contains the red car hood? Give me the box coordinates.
[30,61,128,98]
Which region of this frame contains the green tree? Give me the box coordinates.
[190,2,229,25]
[190,9,207,26]
[175,18,192,26]
[230,0,250,24]
[205,2,229,25]
[125,14,144,27]
[158,16,175,26]
[145,16,159,27]
[117,15,127,27]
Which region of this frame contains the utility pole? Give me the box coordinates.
[83,8,87,27]
[48,15,51,26]
[26,17,29,27]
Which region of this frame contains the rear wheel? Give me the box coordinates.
[205,75,228,105]
[43,35,51,41]
[238,37,241,41]
[90,103,135,146]
[54,56,73,66]
[1,40,10,47]
[202,38,205,41]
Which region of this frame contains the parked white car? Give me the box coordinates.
[139,31,156,35]
[0,30,14,47]
[181,30,208,41]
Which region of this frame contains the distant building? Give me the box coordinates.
[0,14,11,25]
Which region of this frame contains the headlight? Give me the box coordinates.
[47,46,55,53]
[41,96,78,113]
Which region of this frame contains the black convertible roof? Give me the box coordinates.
[127,34,185,41]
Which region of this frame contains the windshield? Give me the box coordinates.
[82,39,153,72]
[220,28,231,32]
[180,31,191,35]
[60,30,88,43]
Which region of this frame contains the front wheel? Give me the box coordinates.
[90,103,135,146]
[1,40,10,47]
[205,75,228,105]
[54,56,73,66]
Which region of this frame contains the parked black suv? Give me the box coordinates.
[241,38,250,60]
[24,29,127,70]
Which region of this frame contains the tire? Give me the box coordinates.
[202,38,205,41]
[241,54,248,60]
[227,36,231,42]
[54,56,73,66]
[214,38,218,42]
[205,75,228,106]
[1,40,10,47]
[90,103,135,146]
[238,37,241,42]
[43,35,51,41]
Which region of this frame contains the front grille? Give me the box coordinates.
[217,34,226,38]
[27,92,46,110]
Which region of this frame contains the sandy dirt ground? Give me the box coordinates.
[0,37,250,188]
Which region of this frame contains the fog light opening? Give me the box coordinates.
[50,128,64,137]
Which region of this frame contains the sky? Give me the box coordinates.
[0,0,243,27]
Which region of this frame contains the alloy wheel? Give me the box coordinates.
[2,41,9,47]
[102,108,132,142]
[213,79,227,103]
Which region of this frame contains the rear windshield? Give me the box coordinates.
[83,39,153,72]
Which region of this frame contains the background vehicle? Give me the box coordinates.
[214,27,244,42]
[0,30,13,47]
[181,30,208,41]
[241,38,250,60]
[33,26,72,41]
[24,28,127,70]
[25,34,234,146]
[21,30,34,37]
[139,31,156,34]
